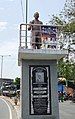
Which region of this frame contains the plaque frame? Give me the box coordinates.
[29,65,51,115]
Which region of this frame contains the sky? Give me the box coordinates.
[0,0,66,79]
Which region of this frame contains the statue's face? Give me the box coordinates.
[34,12,39,19]
[35,14,39,19]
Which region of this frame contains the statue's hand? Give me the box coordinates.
[28,25,31,30]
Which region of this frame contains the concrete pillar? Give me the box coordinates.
[20,59,59,119]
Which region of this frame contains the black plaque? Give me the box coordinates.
[29,65,51,115]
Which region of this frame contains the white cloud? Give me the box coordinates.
[5,0,14,1]
[0,21,8,31]
[0,7,4,10]
[0,38,19,55]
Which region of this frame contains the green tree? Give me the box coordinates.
[49,0,75,33]
[14,77,20,85]
[57,59,66,77]
[64,0,75,20]
[58,59,75,81]
[70,63,75,81]
[62,0,75,33]
[49,0,75,82]
[14,77,20,89]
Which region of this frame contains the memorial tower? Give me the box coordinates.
[18,23,68,119]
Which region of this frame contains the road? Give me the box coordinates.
[0,97,75,119]
[59,101,75,119]
[0,98,10,119]
[0,98,17,119]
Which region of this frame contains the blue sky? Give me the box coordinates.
[0,0,66,79]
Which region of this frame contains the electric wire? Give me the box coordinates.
[20,0,24,22]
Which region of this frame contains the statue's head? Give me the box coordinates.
[34,12,39,19]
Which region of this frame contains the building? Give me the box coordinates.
[0,78,13,89]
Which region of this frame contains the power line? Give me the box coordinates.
[20,0,24,22]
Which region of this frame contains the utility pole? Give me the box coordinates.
[0,55,11,81]
[1,56,3,79]
[25,0,28,48]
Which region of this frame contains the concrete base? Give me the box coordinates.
[20,60,59,119]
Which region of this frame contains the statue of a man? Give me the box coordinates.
[28,12,43,49]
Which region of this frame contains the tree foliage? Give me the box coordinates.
[62,0,75,33]
[64,0,75,20]
[14,77,20,89]
[49,0,75,81]
[14,77,20,85]
[58,60,75,81]
[49,0,75,33]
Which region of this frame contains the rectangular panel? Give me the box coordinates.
[29,65,51,115]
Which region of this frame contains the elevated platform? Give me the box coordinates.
[18,24,68,65]
[18,47,68,65]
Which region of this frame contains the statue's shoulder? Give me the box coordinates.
[39,21,43,24]
[30,20,35,24]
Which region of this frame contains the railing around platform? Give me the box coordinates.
[19,24,64,50]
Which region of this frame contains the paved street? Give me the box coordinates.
[59,101,75,119]
[0,98,17,119]
[0,96,75,119]
[0,98,10,119]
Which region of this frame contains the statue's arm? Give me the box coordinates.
[28,20,34,31]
